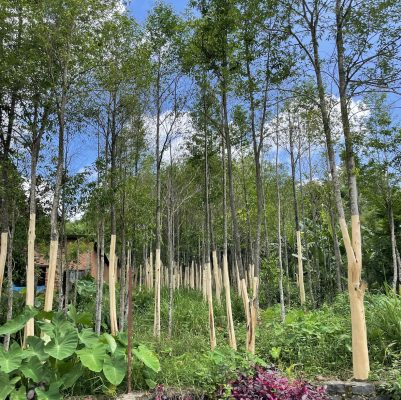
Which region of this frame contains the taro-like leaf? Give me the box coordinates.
[10,386,26,400]
[20,356,52,383]
[26,336,48,361]
[44,329,78,360]
[37,321,55,339]
[76,343,107,372]
[101,333,117,353]
[133,345,160,373]
[103,354,127,386]
[0,307,37,336]
[67,305,92,327]
[35,383,61,400]
[0,342,28,373]
[78,328,99,348]
[59,362,83,389]
[0,372,20,400]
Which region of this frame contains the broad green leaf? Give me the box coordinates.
[78,328,99,348]
[37,321,55,339]
[103,354,127,386]
[101,333,117,353]
[67,305,92,326]
[35,383,61,400]
[0,372,20,400]
[0,342,27,373]
[76,343,107,372]
[116,332,128,346]
[44,329,78,360]
[133,345,160,373]
[0,307,37,336]
[20,356,51,383]
[10,386,26,400]
[26,336,48,361]
[60,363,83,389]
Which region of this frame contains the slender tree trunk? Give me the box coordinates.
[168,143,174,338]
[335,0,369,378]
[203,90,216,350]
[154,59,162,338]
[275,130,285,323]
[288,112,305,305]
[4,203,15,350]
[25,107,47,337]
[108,91,118,336]
[221,78,254,353]
[44,83,66,313]
[302,5,370,378]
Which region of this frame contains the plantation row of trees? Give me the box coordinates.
[1,0,401,383]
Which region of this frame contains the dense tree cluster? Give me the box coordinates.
[1,0,401,381]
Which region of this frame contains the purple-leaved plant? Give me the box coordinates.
[220,366,328,400]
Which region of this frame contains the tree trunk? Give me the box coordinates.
[335,0,369,379]
[44,83,66,313]
[4,203,15,350]
[108,91,118,336]
[95,219,105,334]
[275,131,285,323]
[203,91,216,350]
[288,112,305,305]
[302,3,370,378]
[153,60,162,338]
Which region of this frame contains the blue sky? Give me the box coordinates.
[129,0,188,22]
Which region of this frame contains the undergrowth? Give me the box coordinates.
[2,282,401,398]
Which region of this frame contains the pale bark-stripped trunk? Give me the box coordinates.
[244,38,269,312]
[153,58,162,338]
[127,248,133,393]
[298,135,314,305]
[297,2,369,377]
[222,140,236,349]
[335,0,369,378]
[0,232,7,299]
[221,78,253,351]
[44,82,66,313]
[288,113,305,305]
[108,91,118,336]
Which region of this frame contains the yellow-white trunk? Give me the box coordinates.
[25,214,36,338]
[108,234,118,335]
[0,232,8,299]
[44,240,59,312]
[206,262,216,350]
[153,248,161,337]
[223,253,236,350]
[296,230,306,305]
[343,215,369,380]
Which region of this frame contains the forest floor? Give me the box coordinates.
[3,283,401,398]
[69,282,401,398]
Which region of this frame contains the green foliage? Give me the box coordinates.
[0,306,160,398]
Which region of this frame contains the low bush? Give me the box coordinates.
[218,366,328,400]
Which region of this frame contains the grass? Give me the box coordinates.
[3,280,401,397]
